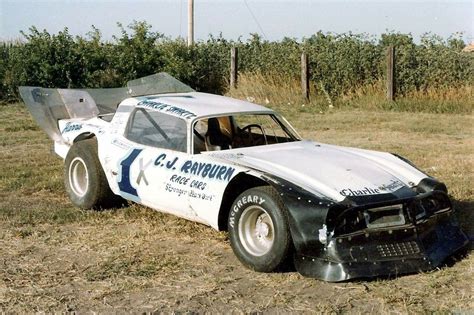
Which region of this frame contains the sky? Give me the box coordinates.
[0,0,472,43]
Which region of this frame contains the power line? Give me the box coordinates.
[243,0,267,39]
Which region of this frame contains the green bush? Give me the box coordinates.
[0,22,472,102]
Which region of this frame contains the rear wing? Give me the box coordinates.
[19,73,194,142]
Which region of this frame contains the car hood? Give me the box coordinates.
[208,140,426,202]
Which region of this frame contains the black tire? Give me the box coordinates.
[64,138,120,209]
[228,186,292,272]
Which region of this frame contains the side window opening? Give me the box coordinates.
[126,108,187,152]
[193,114,297,154]
[193,116,232,153]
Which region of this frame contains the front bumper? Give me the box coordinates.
[294,212,468,282]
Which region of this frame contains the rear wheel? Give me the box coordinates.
[228,186,292,272]
[64,138,120,209]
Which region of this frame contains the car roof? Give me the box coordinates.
[125,92,274,120]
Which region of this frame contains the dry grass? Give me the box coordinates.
[0,102,472,313]
[228,72,474,114]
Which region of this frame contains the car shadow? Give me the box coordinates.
[453,198,474,250]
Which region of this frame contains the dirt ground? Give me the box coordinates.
[0,103,472,313]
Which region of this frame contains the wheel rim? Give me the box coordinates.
[238,205,274,256]
[69,157,89,197]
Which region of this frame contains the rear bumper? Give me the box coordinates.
[294,213,469,282]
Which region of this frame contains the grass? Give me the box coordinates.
[0,101,472,313]
[227,72,474,115]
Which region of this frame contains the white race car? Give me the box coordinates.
[20,73,468,281]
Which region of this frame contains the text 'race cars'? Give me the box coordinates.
[20,73,468,281]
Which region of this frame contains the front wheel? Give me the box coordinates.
[64,138,119,209]
[228,186,292,272]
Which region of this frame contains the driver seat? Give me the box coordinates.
[205,118,232,151]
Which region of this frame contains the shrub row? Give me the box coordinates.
[0,21,472,101]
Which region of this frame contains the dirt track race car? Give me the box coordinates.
[19,73,468,282]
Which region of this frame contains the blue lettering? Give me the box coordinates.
[181,160,192,173]
[166,157,178,169]
[223,167,235,181]
[154,153,167,166]
[208,165,219,179]
[201,164,212,177]
[61,122,82,133]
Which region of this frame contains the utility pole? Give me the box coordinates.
[188,0,194,46]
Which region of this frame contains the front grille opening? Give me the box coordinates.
[364,204,405,229]
[377,241,420,257]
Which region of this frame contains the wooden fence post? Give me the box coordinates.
[301,53,309,101]
[230,47,238,89]
[386,45,395,101]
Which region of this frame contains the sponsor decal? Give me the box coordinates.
[180,160,235,181]
[156,155,235,202]
[165,182,214,201]
[137,99,197,119]
[378,179,404,192]
[117,150,236,201]
[61,122,82,133]
[154,153,235,182]
[169,174,207,190]
[165,174,211,200]
[229,194,266,228]
[340,187,381,197]
[111,139,131,150]
[339,180,405,197]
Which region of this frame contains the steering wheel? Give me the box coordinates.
[240,124,268,145]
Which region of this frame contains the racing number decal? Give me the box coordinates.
[118,148,143,197]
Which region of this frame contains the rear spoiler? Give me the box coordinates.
[19,87,99,142]
[19,73,195,142]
